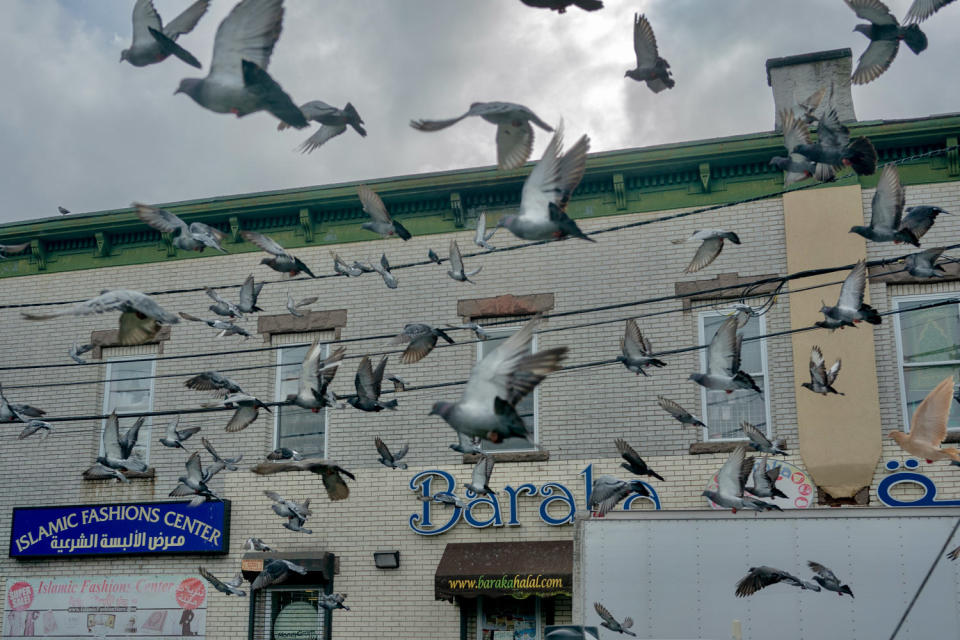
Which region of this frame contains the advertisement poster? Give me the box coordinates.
[3,575,206,639]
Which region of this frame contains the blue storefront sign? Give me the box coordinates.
[9,500,230,558]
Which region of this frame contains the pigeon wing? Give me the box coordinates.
[184,451,204,484]
[135,203,190,236]
[409,111,470,132]
[870,164,905,230]
[851,37,899,85]
[239,274,258,310]
[846,0,899,24]
[590,476,629,515]
[901,207,939,242]
[119,417,145,458]
[298,339,326,397]
[810,346,828,386]
[130,0,163,48]
[741,422,773,451]
[632,13,661,68]
[449,239,465,273]
[836,260,867,312]
[241,231,288,257]
[225,405,259,432]
[358,184,393,225]
[685,236,725,273]
[657,396,691,420]
[808,561,839,583]
[905,0,957,21]
[615,438,644,469]
[908,376,954,447]
[374,437,393,464]
[321,467,350,501]
[208,0,283,84]
[519,125,566,223]
[297,124,347,154]
[199,566,229,594]
[471,455,490,489]
[816,108,850,152]
[102,411,124,460]
[189,223,227,251]
[781,109,811,153]
[706,315,738,377]
[827,358,842,385]
[622,319,647,360]
[594,602,618,627]
[717,446,748,497]
[163,0,210,37]
[495,120,534,171]
[354,356,378,402]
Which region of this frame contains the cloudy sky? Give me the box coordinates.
[1,0,957,224]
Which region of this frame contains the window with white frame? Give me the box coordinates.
[893,295,960,431]
[697,311,771,440]
[275,343,327,457]
[101,358,155,463]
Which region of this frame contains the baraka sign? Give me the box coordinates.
[408,464,660,535]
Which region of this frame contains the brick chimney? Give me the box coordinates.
[766,48,856,131]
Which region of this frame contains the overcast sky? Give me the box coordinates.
[0,0,957,224]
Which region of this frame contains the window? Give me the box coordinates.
[697,311,771,441]
[478,596,540,640]
[275,344,327,457]
[252,587,326,640]
[471,326,537,453]
[101,358,156,463]
[893,295,960,431]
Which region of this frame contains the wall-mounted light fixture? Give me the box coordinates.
[373,550,400,569]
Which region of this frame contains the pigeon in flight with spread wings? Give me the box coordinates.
[22,290,179,346]
[135,203,227,253]
[849,164,912,244]
[847,0,928,85]
[251,460,355,501]
[393,324,455,364]
[265,490,312,534]
[625,14,674,93]
[242,231,315,278]
[617,319,666,376]
[905,0,957,21]
[82,411,147,481]
[318,593,350,612]
[411,102,554,171]
[889,377,960,463]
[702,446,781,513]
[464,454,497,497]
[672,230,741,273]
[802,346,844,396]
[375,437,409,470]
[769,109,821,186]
[742,422,788,456]
[278,101,366,153]
[204,288,243,319]
[158,415,201,449]
[358,185,412,240]
[0,384,46,424]
[251,559,307,591]
[348,355,398,412]
[286,341,344,412]
[179,312,251,339]
[175,0,308,128]
[243,537,272,552]
[746,458,789,500]
[615,439,665,481]
[808,561,854,597]
[816,260,881,330]
[589,475,651,516]
[447,239,482,284]
[430,316,567,444]
[689,315,762,394]
[202,437,242,471]
[238,274,265,313]
[203,393,272,432]
[169,451,222,506]
[520,0,603,12]
[793,108,877,178]
[474,212,497,251]
[372,254,398,289]
[735,566,820,597]
[185,372,246,398]
[594,602,636,636]
[905,247,948,278]
[199,567,246,597]
[121,0,209,69]
[18,420,53,440]
[656,396,706,429]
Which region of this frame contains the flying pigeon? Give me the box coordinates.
[120,0,209,69]
[897,205,949,247]
[22,289,179,346]
[589,474,651,515]
[905,0,957,22]
[520,0,603,12]
[905,247,947,278]
[185,371,246,398]
[447,239,482,283]
[179,312,251,339]
[278,101,366,153]
[203,393,272,432]
[331,251,363,277]
[889,377,960,463]
[702,446,781,513]
[447,322,492,341]
[348,355,398,411]
[735,566,820,597]
[83,411,147,478]
[497,124,592,242]
[238,274,265,313]
[318,593,350,612]
[169,452,221,506]
[802,346,844,395]
[135,203,227,253]
[846,0,928,85]
[58,206,70,215]
[849,164,910,244]
[199,567,246,597]
[474,212,497,251]
[285,341,345,412]
[174,0,307,128]
[464,454,497,496]
[815,260,881,330]
[593,603,636,637]
[625,14,674,93]
[0,242,30,259]
[251,559,307,591]
[656,396,706,428]
[808,561,854,597]
[429,492,468,508]
[375,437,409,470]
[428,248,442,264]
[614,439,665,481]
[797,86,828,124]
[242,231,315,278]
[430,316,567,444]
[449,437,484,455]
[672,230,741,273]
[202,437,242,470]
[386,374,407,393]
[372,253,398,289]
[82,463,130,483]
[746,458,788,500]
[792,108,877,178]
[158,415,200,449]
[18,420,53,440]
[411,101,554,171]
[393,324,455,364]
[617,319,666,375]
[769,109,820,185]
[742,422,788,456]
[689,315,762,394]
[265,490,312,534]
[69,342,95,364]
[358,185,412,240]
[0,384,46,423]
[242,537,273,552]
[286,292,318,317]
[250,460,355,501]
[205,288,242,318]
[267,447,303,461]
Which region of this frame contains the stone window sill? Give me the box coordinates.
[461,450,550,464]
[688,441,746,455]
[82,468,156,481]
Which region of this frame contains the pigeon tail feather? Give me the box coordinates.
[859,303,882,325]
[392,220,412,241]
[843,137,878,175]
[902,24,928,54]
[147,27,202,69]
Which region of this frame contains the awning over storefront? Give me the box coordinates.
[435,540,573,601]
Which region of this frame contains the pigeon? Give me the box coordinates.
[18,420,53,440]
[285,341,345,412]
[889,377,960,463]
[203,393,272,432]
[689,315,762,394]
[331,251,364,277]
[847,0,928,85]
[201,458,229,484]
[250,460,355,501]
[701,446,781,513]
[617,319,666,376]
[186,371,247,398]
[22,289,179,346]
[816,260,881,330]
[120,0,209,69]
[202,437,242,470]
[769,109,820,186]
[656,396,706,428]
[447,239,482,283]
[386,374,407,393]
[375,437,409,470]
[199,567,246,597]
[69,342,95,364]
[897,205,948,247]
[286,293,318,317]
[497,124,592,242]
[205,288,242,318]
[808,561,854,597]
[242,231,315,277]
[265,490,312,534]
[238,274,265,313]
[905,247,947,278]
[179,312,251,339]
[251,559,307,591]
[449,438,484,455]
[157,415,200,450]
[348,355,398,412]
[175,0,307,128]
[672,230,741,273]
[0,384,46,423]
[169,452,221,507]
[614,439,665,482]
[82,463,130,483]
[393,324,455,364]
[58,206,71,215]
[520,0,603,12]
[589,474,650,515]
[0,242,30,259]
[464,454,497,496]
[594,602,636,637]
[135,203,227,253]
[242,537,272,552]
[428,248,442,264]
[430,492,467,509]
[742,422,788,456]
[849,164,910,244]
[793,108,877,178]
[430,317,567,444]
[278,101,366,153]
[746,458,789,500]
[797,86,828,124]
[84,411,147,477]
[318,593,350,612]
[802,346,844,396]
[357,185,412,240]
[372,253,398,289]
[266,447,302,461]
[905,0,957,22]
[625,14,674,93]
[447,322,492,341]
[411,101,554,171]
[474,212,497,251]
[735,566,820,597]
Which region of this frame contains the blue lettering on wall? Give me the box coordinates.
[877,459,960,507]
